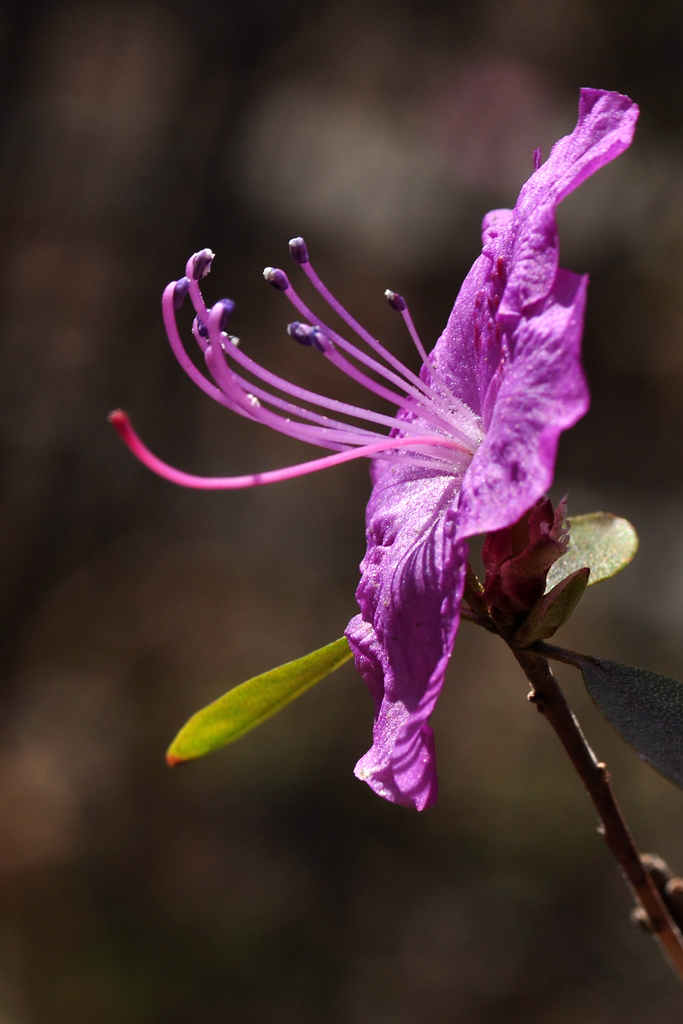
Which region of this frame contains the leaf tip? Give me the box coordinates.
[166,750,188,768]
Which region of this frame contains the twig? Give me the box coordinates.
[513,646,683,978]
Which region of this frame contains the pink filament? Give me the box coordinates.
[109,410,470,491]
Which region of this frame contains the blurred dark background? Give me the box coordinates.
[1,0,683,1020]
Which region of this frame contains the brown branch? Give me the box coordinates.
[513,646,683,979]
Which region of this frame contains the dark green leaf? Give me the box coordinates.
[167,637,353,765]
[545,512,638,592]
[568,652,683,789]
[513,568,589,646]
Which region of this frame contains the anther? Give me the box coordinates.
[173,277,191,311]
[216,299,236,333]
[191,249,215,280]
[263,267,290,291]
[287,322,326,352]
[385,289,406,312]
[287,321,314,344]
[194,316,209,339]
[288,237,309,265]
[309,328,327,352]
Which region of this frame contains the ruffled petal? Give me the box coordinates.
[346,464,468,810]
[500,88,639,319]
[431,90,637,425]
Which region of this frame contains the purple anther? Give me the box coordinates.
[287,321,313,344]
[385,289,407,312]
[263,267,290,291]
[308,327,327,353]
[288,237,309,265]
[216,298,236,332]
[533,147,542,171]
[173,277,191,311]
[286,322,327,352]
[191,249,215,280]
[287,321,318,347]
[194,316,209,339]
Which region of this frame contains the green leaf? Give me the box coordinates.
[167,637,353,766]
[564,651,683,790]
[545,512,638,592]
[513,567,590,647]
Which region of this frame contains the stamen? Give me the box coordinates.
[389,292,431,366]
[189,249,214,280]
[386,288,458,403]
[293,255,464,424]
[278,276,454,419]
[263,267,290,291]
[385,289,406,312]
[300,256,435,391]
[217,298,236,332]
[161,281,225,405]
[287,321,325,352]
[288,237,309,265]
[194,316,209,339]
[173,277,191,311]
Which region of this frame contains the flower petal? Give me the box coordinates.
[457,269,588,538]
[500,88,639,319]
[426,250,506,424]
[430,90,637,428]
[346,465,468,810]
[347,88,637,811]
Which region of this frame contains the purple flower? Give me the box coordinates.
[112,88,638,811]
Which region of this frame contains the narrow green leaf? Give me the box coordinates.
[513,567,590,647]
[167,637,353,765]
[563,651,683,789]
[545,512,638,592]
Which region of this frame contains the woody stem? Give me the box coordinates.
[513,645,683,980]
